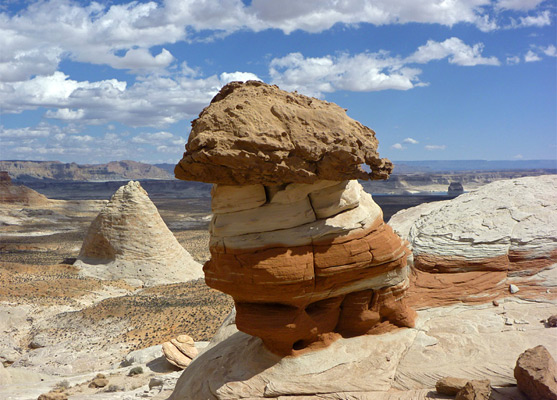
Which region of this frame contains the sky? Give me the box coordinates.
[0,0,556,165]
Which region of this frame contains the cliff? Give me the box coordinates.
[0,160,173,181]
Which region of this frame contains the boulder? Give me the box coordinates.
[37,391,67,400]
[74,181,203,286]
[88,373,108,388]
[514,345,557,400]
[455,380,491,400]
[436,377,469,395]
[162,335,199,369]
[175,81,393,185]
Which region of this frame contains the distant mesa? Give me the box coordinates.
[74,181,203,287]
[447,181,464,195]
[0,171,49,206]
[175,80,393,186]
[0,160,172,181]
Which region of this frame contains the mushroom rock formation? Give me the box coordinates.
[175,81,415,356]
[74,181,203,287]
[0,171,49,206]
[175,80,393,185]
[389,175,557,307]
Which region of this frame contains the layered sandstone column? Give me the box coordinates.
[175,81,415,355]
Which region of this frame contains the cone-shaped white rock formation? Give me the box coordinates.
[75,181,203,286]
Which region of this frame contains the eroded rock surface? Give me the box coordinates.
[162,335,199,369]
[205,180,416,355]
[389,175,557,306]
[170,300,557,399]
[74,181,203,286]
[174,81,413,357]
[175,81,393,185]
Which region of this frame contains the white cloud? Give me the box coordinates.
[270,37,499,97]
[425,144,446,151]
[391,143,404,150]
[270,51,423,97]
[403,137,419,144]
[407,37,500,66]
[106,48,175,72]
[513,153,524,159]
[524,50,542,62]
[543,45,557,57]
[248,0,497,33]
[131,131,176,144]
[496,0,545,11]
[0,70,260,126]
[516,11,552,27]
[219,72,262,85]
[0,124,51,138]
[0,0,548,85]
[506,55,521,65]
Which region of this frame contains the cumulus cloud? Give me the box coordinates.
[270,51,423,97]
[0,124,51,138]
[403,137,419,144]
[524,50,542,62]
[0,70,261,126]
[406,37,500,66]
[425,144,447,151]
[391,143,404,150]
[131,131,185,146]
[1,123,183,162]
[517,11,552,27]
[0,0,549,84]
[543,45,557,57]
[270,38,499,97]
[247,0,498,33]
[219,72,262,84]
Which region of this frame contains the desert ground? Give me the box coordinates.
[2,179,551,399]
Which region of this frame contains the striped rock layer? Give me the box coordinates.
[205,180,416,355]
[389,175,557,307]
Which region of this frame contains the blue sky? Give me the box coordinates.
[0,0,556,165]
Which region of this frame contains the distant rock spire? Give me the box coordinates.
[75,181,203,286]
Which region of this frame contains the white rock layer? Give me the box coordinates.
[389,175,557,270]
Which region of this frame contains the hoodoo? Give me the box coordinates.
[175,81,415,355]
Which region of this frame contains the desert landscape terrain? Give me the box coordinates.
[1,156,555,399]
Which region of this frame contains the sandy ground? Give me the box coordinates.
[0,195,234,399]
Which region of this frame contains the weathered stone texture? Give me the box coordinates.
[175,81,393,185]
[514,345,557,400]
[204,180,415,355]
